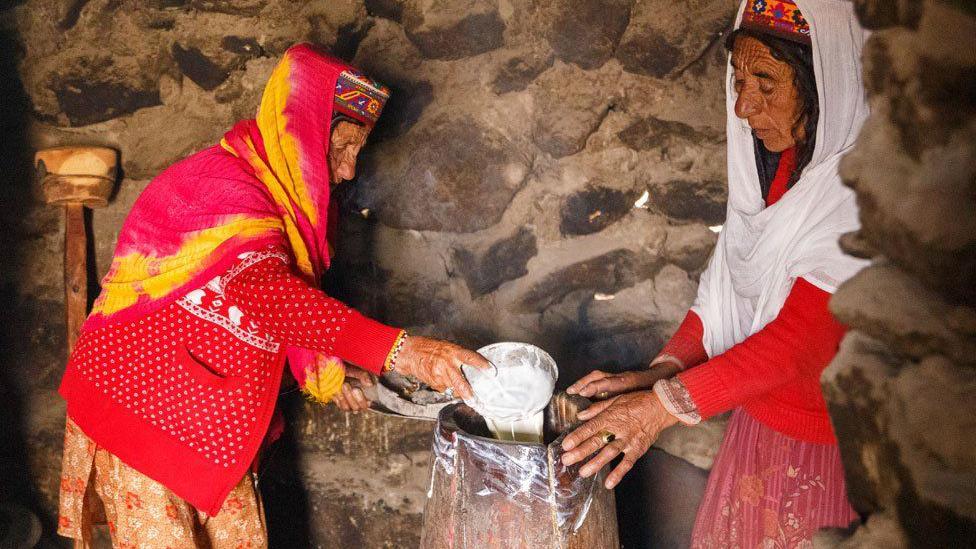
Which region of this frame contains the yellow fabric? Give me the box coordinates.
[301,355,346,405]
[221,53,317,278]
[92,217,281,316]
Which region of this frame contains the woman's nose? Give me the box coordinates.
[735,89,760,119]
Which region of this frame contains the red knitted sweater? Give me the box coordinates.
[59,247,401,515]
[662,146,847,444]
[668,280,845,444]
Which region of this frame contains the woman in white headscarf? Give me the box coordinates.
[563,0,869,545]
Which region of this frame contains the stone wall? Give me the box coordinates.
[1,0,737,546]
[818,1,976,547]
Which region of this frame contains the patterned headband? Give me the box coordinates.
[333,69,391,126]
[741,0,811,45]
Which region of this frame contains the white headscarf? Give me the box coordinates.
[692,0,871,358]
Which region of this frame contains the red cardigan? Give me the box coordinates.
[667,280,845,444]
[661,146,847,444]
[59,247,401,515]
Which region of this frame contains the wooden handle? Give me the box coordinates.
[64,204,87,354]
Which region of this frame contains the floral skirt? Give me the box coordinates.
[58,419,267,548]
[690,409,859,549]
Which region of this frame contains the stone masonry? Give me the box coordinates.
[817,1,976,547]
[1,0,737,546]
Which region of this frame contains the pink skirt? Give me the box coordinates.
[690,409,859,549]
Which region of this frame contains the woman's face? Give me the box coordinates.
[731,35,804,152]
[328,121,370,185]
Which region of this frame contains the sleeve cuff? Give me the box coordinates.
[331,311,403,375]
[676,358,733,420]
[653,379,701,425]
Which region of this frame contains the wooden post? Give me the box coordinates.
[64,203,87,352]
[34,146,117,353]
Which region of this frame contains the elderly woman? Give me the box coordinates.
[564,1,868,546]
[56,44,488,547]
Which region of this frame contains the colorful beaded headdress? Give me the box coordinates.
[741,0,811,45]
[333,69,390,126]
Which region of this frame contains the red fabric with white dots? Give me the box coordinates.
[223,254,402,374]
[58,247,400,516]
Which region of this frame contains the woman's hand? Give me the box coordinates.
[394,336,490,400]
[566,361,680,399]
[334,367,374,412]
[560,390,679,489]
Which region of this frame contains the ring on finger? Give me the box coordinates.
[597,430,616,445]
[444,387,455,399]
[595,391,610,399]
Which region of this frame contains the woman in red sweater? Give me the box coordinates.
[57,44,488,547]
[563,1,870,546]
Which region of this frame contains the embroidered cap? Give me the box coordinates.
[741,0,811,45]
[333,69,390,126]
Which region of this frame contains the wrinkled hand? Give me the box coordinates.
[335,367,374,412]
[561,390,678,489]
[395,336,490,400]
[566,364,679,399]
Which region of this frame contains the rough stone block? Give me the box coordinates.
[491,49,554,94]
[821,332,905,515]
[356,114,529,232]
[53,76,161,126]
[44,52,163,126]
[220,35,264,57]
[531,63,617,158]
[172,43,230,90]
[839,78,976,302]
[830,263,976,366]
[647,179,726,225]
[455,227,537,297]
[545,0,631,70]
[615,0,737,79]
[654,415,727,471]
[402,0,504,60]
[354,16,423,74]
[823,333,976,547]
[365,0,404,21]
[581,265,695,334]
[190,0,266,16]
[664,223,717,273]
[518,249,655,312]
[618,115,723,153]
[555,322,667,380]
[852,0,923,29]
[559,185,636,236]
[813,512,908,549]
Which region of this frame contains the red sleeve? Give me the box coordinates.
[657,311,708,369]
[676,278,845,420]
[224,256,403,375]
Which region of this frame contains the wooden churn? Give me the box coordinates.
[421,393,619,548]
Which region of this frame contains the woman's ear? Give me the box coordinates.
[792,112,807,143]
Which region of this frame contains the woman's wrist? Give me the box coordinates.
[383,330,409,374]
[651,391,681,429]
[629,390,679,433]
[633,368,673,389]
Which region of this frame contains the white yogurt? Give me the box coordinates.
[461,342,557,443]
